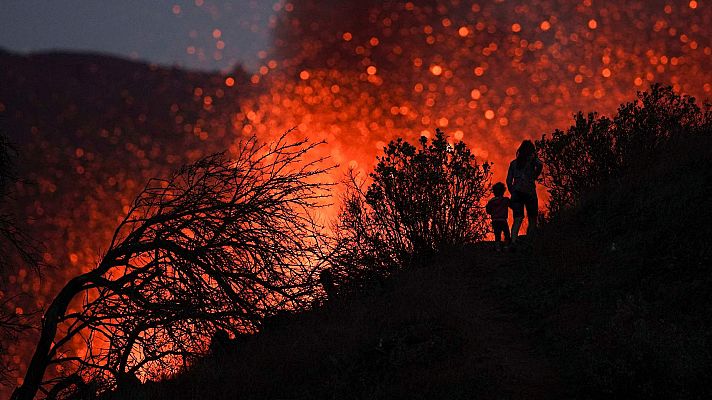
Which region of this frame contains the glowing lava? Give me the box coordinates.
[1,0,710,392]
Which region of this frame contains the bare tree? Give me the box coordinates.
[1,130,44,386]
[0,130,44,274]
[0,295,34,386]
[11,133,332,400]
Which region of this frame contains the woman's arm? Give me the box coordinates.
[533,158,543,178]
[506,162,514,192]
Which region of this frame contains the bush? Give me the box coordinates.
[525,132,712,398]
[537,84,711,216]
[525,86,712,398]
[330,129,491,287]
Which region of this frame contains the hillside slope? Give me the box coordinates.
[107,133,712,400]
[512,133,712,399]
[111,246,567,400]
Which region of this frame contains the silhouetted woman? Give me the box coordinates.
[506,140,543,241]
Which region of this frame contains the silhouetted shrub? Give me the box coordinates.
[524,87,712,398]
[330,129,491,287]
[537,84,711,216]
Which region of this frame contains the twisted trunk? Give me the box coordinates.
[11,273,93,400]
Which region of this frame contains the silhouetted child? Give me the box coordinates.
[486,182,511,251]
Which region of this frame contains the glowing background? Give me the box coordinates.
[0,0,710,392]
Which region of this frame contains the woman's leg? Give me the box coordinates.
[510,191,525,242]
[525,192,539,235]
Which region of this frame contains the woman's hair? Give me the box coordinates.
[515,140,536,169]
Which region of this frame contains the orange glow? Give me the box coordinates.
[4,0,712,393]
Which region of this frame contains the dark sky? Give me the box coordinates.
[0,0,275,72]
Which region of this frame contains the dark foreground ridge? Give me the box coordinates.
[106,132,712,400]
[109,244,565,400]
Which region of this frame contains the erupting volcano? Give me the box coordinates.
[0,0,710,397]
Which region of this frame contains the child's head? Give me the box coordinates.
[492,182,506,197]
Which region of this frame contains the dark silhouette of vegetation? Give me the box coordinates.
[519,133,712,399]
[330,128,491,289]
[0,131,43,273]
[0,52,255,396]
[519,84,712,398]
[537,84,711,216]
[103,248,564,400]
[0,130,42,386]
[100,85,712,400]
[11,134,332,400]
